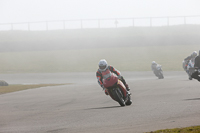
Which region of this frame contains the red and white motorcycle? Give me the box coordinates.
[103,72,132,106]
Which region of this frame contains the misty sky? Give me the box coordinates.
[1,0,200,23]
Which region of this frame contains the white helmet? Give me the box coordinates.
[152,61,157,65]
[98,59,108,71]
[192,51,197,57]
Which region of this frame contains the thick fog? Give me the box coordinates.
[0,0,200,73]
[1,0,200,30]
[0,0,200,30]
[1,0,200,23]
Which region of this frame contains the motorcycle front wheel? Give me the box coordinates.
[112,88,126,107]
[158,71,164,79]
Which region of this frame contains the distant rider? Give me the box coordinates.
[184,51,197,71]
[151,61,161,77]
[191,50,200,82]
[96,59,130,95]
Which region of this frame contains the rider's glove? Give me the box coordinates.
[117,75,122,80]
[101,84,105,90]
[101,85,108,95]
[104,90,109,95]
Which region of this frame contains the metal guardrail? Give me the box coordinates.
[0,15,200,31]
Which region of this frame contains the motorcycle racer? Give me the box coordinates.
[151,61,163,78]
[151,61,158,72]
[96,59,130,95]
[191,50,200,82]
[184,51,197,71]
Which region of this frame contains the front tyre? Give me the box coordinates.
[158,71,164,79]
[113,88,126,107]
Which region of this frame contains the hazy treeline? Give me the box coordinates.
[0,25,200,52]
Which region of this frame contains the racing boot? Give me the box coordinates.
[125,84,131,96]
[104,89,109,95]
[125,84,130,91]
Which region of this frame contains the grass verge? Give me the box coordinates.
[0,84,69,94]
[148,126,200,133]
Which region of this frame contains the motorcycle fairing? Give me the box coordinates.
[117,79,127,98]
[106,80,127,101]
[103,75,127,100]
[103,73,118,88]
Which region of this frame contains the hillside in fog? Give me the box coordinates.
[0,25,200,52]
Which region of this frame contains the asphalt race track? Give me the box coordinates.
[0,71,200,133]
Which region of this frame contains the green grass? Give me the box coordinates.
[0,44,199,73]
[0,84,68,94]
[148,126,200,133]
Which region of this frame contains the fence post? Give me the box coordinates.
[150,17,152,27]
[98,19,100,28]
[115,19,118,28]
[167,17,169,26]
[80,19,83,29]
[132,18,135,27]
[63,20,65,29]
[28,22,30,31]
[11,23,13,30]
[184,16,186,25]
[46,21,48,31]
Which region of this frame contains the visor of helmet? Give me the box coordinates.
[99,65,107,70]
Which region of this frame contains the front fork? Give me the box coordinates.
[105,79,128,101]
[117,79,127,98]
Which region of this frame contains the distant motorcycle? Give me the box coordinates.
[103,73,132,106]
[153,65,164,79]
[186,59,195,80]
